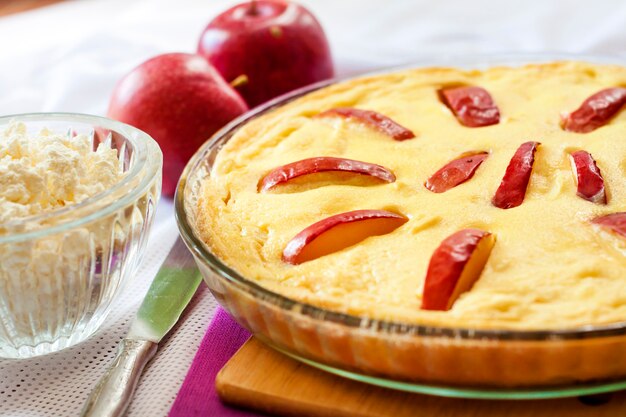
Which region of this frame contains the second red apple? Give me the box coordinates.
[197,0,334,107]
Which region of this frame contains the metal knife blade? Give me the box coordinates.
[129,238,202,342]
[81,237,202,417]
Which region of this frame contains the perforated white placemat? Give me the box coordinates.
[0,201,219,417]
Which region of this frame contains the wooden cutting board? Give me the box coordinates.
[216,338,625,417]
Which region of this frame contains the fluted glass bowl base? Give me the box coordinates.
[0,314,107,359]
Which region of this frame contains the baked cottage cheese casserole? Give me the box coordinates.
[184,61,626,387]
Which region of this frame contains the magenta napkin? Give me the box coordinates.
[168,308,261,417]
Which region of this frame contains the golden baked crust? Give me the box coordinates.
[197,61,626,331]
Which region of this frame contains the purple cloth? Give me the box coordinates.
[168,308,257,417]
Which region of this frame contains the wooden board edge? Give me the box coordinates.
[216,340,365,417]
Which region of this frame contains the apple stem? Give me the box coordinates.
[248,0,259,15]
[230,74,249,88]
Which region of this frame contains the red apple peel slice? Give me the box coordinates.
[259,157,396,192]
[592,213,626,238]
[425,152,489,193]
[439,86,500,127]
[282,210,408,264]
[421,229,495,311]
[562,87,626,133]
[492,141,540,209]
[569,150,607,204]
[315,107,416,140]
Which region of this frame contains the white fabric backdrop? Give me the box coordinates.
[2,0,626,415]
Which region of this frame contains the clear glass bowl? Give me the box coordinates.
[0,113,162,359]
[176,54,626,398]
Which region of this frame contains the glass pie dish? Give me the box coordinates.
[0,113,162,359]
[175,54,626,399]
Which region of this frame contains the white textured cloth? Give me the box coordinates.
[1,0,626,416]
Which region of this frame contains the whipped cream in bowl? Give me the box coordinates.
[0,114,162,359]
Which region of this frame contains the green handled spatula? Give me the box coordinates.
[81,237,202,417]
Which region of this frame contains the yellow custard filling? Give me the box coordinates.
[196,62,626,330]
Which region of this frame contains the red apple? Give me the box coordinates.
[259,156,396,191]
[315,108,416,140]
[425,152,488,193]
[593,213,626,238]
[569,150,606,204]
[492,141,540,209]
[421,229,495,311]
[282,210,407,264]
[197,0,334,108]
[107,53,248,196]
[439,86,500,127]
[562,87,626,133]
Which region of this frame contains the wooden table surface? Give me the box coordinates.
[0,0,64,17]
